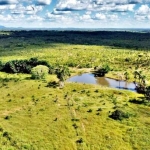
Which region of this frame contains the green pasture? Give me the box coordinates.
[0,31,150,149]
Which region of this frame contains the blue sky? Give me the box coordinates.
[0,0,150,28]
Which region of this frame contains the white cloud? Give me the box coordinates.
[0,0,150,28]
[8,4,16,9]
[90,3,135,12]
[0,0,18,5]
[91,0,142,5]
[10,4,43,16]
[129,0,142,4]
[56,0,88,11]
[27,15,43,21]
[108,14,119,20]
[0,5,6,9]
[135,15,146,20]
[95,13,106,20]
[80,14,91,20]
[46,12,63,21]
[55,0,136,13]
[136,4,150,15]
[0,14,13,21]
[134,4,150,20]
[36,0,52,5]
[112,4,135,12]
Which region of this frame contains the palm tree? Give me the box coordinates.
[124,71,129,81]
[134,70,146,93]
[117,73,123,88]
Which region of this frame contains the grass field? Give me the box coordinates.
[0,31,150,150]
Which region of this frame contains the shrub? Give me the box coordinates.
[94,64,111,77]
[3,131,11,141]
[76,138,83,143]
[4,115,12,120]
[109,109,130,120]
[31,65,49,79]
[87,109,92,113]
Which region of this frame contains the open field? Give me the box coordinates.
[0,30,150,149]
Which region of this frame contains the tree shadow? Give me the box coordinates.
[46,81,58,88]
[129,97,150,105]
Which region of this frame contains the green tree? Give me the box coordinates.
[134,70,146,94]
[31,65,49,79]
[55,65,70,88]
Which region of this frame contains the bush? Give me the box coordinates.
[109,109,130,120]
[94,64,111,77]
[31,65,49,79]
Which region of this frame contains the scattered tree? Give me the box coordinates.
[55,65,70,88]
[93,64,111,77]
[31,65,49,79]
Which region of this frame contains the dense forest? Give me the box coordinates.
[0,30,150,50]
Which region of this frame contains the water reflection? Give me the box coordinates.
[67,73,136,92]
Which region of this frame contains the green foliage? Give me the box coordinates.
[55,65,70,81]
[3,59,31,73]
[124,71,130,80]
[1,30,150,50]
[87,109,93,113]
[94,64,111,77]
[109,109,130,120]
[2,57,52,74]
[4,115,12,120]
[134,70,146,94]
[31,65,49,79]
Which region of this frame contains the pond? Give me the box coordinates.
[67,73,137,92]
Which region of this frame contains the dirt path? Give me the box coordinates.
[1,107,22,116]
[0,101,34,117]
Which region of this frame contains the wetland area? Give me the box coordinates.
[67,73,137,92]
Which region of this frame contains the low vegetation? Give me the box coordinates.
[0,30,150,149]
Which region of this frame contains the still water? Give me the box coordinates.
[67,73,136,92]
